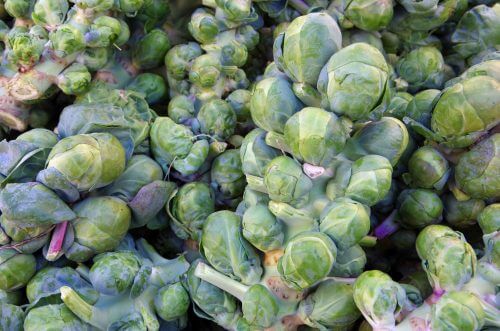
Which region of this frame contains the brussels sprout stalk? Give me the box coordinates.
[374,210,399,240]
[45,221,68,260]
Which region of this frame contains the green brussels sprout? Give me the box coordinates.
[78,47,111,71]
[65,196,131,262]
[0,289,22,305]
[36,133,126,202]
[242,204,284,252]
[478,204,500,234]
[397,189,443,229]
[430,77,499,148]
[165,42,203,81]
[56,63,91,95]
[415,224,461,260]
[201,211,262,285]
[318,43,391,120]
[4,0,32,18]
[273,12,342,87]
[343,117,409,166]
[198,98,236,140]
[185,260,241,329]
[24,304,93,331]
[353,270,408,330]
[7,25,48,68]
[403,89,441,129]
[452,4,500,61]
[386,92,413,119]
[169,182,215,241]
[226,89,252,125]
[240,128,279,177]
[342,29,385,53]
[27,266,99,308]
[31,0,69,29]
[331,0,393,31]
[330,244,367,277]
[397,46,446,91]
[264,156,313,208]
[89,251,142,295]
[127,73,166,104]
[284,107,350,167]
[211,149,246,207]
[49,24,86,57]
[189,54,222,89]
[455,134,500,199]
[403,146,449,190]
[297,279,361,330]
[0,248,36,291]
[167,95,196,124]
[401,0,468,31]
[188,8,219,44]
[132,29,171,70]
[444,194,485,228]
[85,16,122,48]
[114,0,143,14]
[320,198,371,250]
[154,282,190,321]
[0,303,24,331]
[446,59,500,88]
[278,232,337,290]
[431,291,485,331]
[250,77,303,134]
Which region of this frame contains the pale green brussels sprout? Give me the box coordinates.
[329,0,394,31]
[452,4,500,61]
[278,232,337,290]
[167,95,196,124]
[201,211,262,285]
[64,196,131,262]
[188,8,219,44]
[242,204,284,252]
[27,266,99,308]
[85,16,122,48]
[343,117,409,166]
[455,134,500,200]
[445,59,500,88]
[36,133,126,203]
[415,224,461,260]
[4,0,32,18]
[431,291,485,331]
[273,12,342,93]
[189,54,222,89]
[444,194,485,228]
[342,29,385,54]
[211,149,246,207]
[264,156,313,208]
[297,279,361,330]
[250,77,303,134]
[240,128,279,177]
[154,282,190,321]
[24,304,93,331]
[403,146,449,190]
[318,43,391,121]
[0,129,58,186]
[397,189,443,229]
[89,251,142,295]
[185,260,241,329]
[7,25,47,68]
[213,0,254,23]
[327,155,393,207]
[396,46,446,91]
[150,117,210,176]
[31,0,68,29]
[169,182,215,241]
[127,73,167,104]
[49,24,86,57]
[320,198,371,250]
[132,29,171,70]
[165,42,203,81]
[386,92,413,119]
[226,89,252,126]
[56,63,91,96]
[0,248,36,291]
[114,0,143,14]
[478,204,500,234]
[284,107,351,167]
[401,0,468,31]
[198,98,236,140]
[330,244,367,277]
[402,89,440,129]
[353,270,409,330]
[236,187,270,216]
[0,303,24,331]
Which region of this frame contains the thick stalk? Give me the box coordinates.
[288,0,310,14]
[374,210,399,240]
[45,221,69,261]
[194,262,248,301]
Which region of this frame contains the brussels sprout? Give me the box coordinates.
[397,189,443,229]
[431,291,485,331]
[318,43,391,120]
[24,304,93,331]
[188,8,219,44]
[226,89,252,126]
[278,232,337,290]
[211,149,246,207]
[201,211,262,285]
[169,182,215,241]
[415,224,462,260]
[0,289,22,305]
[36,133,126,202]
[56,63,91,96]
[165,42,203,81]
[27,267,99,308]
[330,0,394,31]
[31,0,69,29]
[330,245,367,277]
[240,128,279,177]
[0,303,23,331]
[167,95,197,124]
[0,248,36,291]
[49,24,85,57]
[403,146,449,190]
[455,134,500,199]
[250,77,303,134]
[397,46,446,91]
[65,196,131,262]
[401,0,468,31]
[127,73,167,104]
[444,194,485,228]
[7,25,48,69]
[319,198,371,250]
[297,279,361,330]
[189,54,222,89]
[132,29,171,70]
[198,98,236,140]
[478,204,500,234]
[242,204,284,252]
[154,282,190,321]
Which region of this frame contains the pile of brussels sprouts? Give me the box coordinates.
[0,0,498,330]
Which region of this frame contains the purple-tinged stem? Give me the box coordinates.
[46,221,68,261]
[374,210,399,240]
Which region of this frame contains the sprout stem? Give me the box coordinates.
[194,262,249,301]
[46,221,69,261]
[288,0,310,14]
[374,210,399,240]
[359,235,378,247]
